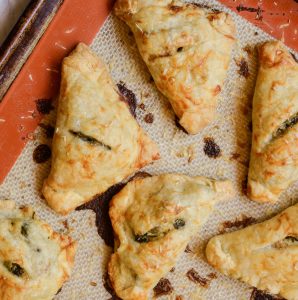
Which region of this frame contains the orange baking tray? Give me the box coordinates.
[0,0,297,184]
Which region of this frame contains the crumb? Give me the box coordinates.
[175,144,195,163]
[117,81,137,117]
[138,103,146,111]
[203,137,221,158]
[153,278,174,297]
[207,273,217,279]
[186,269,210,287]
[236,58,249,78]
[144,113,154,123]
[185,244,193,253]
[90,281,97,287]
[35,99,54,115]
[219,214,256,233]
[62,220,69,231]
[19,181,27,189]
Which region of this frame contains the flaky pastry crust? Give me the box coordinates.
[206,202,298,300]
[248,41,298,203]
[114,0,236,134]
[0,200,76,300]
[108,174,233,300]
[42,43,159,214]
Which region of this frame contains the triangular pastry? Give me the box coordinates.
[206,203,298,300]
[0,200,76,300]
[247,41,298,203]
[108,174,233,300]
[114,0,236,134]
[42,43,160,214]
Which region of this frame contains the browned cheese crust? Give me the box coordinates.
[206,202,298,300]
[114,0,236,134]
[0,200,76,300]
[42,43,159,214]
[248,41,298,203]
[108,174,233,300]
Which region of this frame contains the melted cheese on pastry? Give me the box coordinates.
[248,41,298,203]
[114,0,236,134]
[0,200,76,300]
[42,43,159,214]
[206,202,298,300]
[108,174,233,300]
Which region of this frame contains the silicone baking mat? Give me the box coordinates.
[1,0,298,299]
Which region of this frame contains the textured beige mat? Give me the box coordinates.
[1,0,298,299]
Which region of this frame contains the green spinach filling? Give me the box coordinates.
[4,261,25,277]
[21,222,29,237]
[135,219,186,243]
[272,112,298,139]
[69,130,111,150]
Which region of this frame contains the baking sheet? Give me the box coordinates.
[1,0,298,299]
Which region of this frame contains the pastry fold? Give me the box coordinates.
[108,174,233,300]
[248,41,298,203]
[114,0,236,134]
[42,43,159,214]
[0,200,76,300]
[206,203,298,300]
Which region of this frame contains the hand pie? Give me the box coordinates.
[108,174,233,300]
[0,200,76,300]
[247,41,298,203]
[42,43,159,214]
[114,0,236,134]
[206,203,298,300]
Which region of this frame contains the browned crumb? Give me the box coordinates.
[153,278,174,297]
[186,269,210,287]
[138,103,146,111]
[207,273,217,279]
[144,113,154,123]
[236,58,249,78]
[117,81,137,117]
[219,214,257,234]
[203,137,221,158]
[184,244,193,253]
[62,220,69,231]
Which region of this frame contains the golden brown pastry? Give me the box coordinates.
[108,174,233,300]
[114,0,236,134]
[0,200,76,300]
[42,43,159,214]
[248,41,298,203]
[206,202,298,300]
